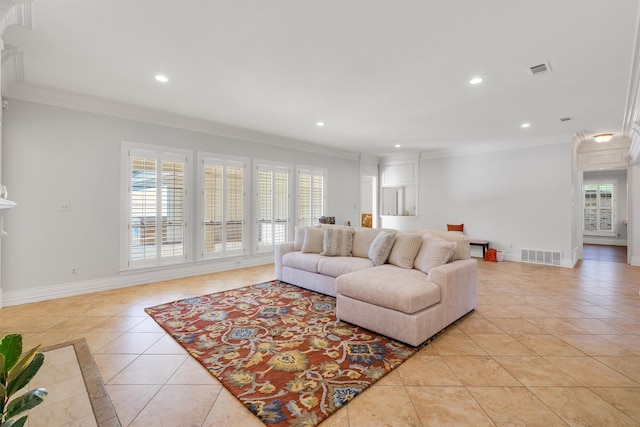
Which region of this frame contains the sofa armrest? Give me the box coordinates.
[275,242,295,281]
[427,258,477,325]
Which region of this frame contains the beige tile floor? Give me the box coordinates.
[1,249,639,426]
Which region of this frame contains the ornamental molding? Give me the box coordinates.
[629,122,640,163]
[0,0,32,38]
[1,43,24,95]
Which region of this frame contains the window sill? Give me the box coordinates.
[583,232,616,237]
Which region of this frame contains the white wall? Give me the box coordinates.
[1,99,360,302]
[414,143,574,264]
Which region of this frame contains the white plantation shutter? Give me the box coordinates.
[583,182,615,235]
[201,156,246,258]
[256,164,290,251]
[128,147,189,267]
[226,165,244,251]
[298,167,326,227]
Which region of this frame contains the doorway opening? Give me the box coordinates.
[581,168,628,263]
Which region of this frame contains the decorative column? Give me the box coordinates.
[0,0,29,307]
[628,124,640,266]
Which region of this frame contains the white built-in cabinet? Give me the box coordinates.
[380,156,419,217]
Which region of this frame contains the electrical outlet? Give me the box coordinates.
[71,268,77,276]
[59,203,71,212]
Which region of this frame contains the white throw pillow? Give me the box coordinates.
[414,233,457,274]
[293,226,307,251]
[321,226,355,256]
[368,231,396,266]
[301,227,324,253]
[388,232,423,269]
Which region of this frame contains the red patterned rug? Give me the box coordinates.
[145,280,425,426]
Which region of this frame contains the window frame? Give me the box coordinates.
[120,142,192,270]
[197,152,249,260]
[296,165,327,227]
[254,160,293,253]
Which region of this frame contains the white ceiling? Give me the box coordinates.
[3,0,639,157]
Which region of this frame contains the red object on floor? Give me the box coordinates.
[484,248,497,262]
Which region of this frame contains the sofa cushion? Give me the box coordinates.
[318,256,374,278]
[388,232,423,268]
[293,226,307,251]
[368,231,396,265]
[352,228,384,258]
[301,227,323,253]
[414,233,457,274]
[282,252,323,273]
[336,265,440,314]
[407,229,470,261]
[321,226,355,256]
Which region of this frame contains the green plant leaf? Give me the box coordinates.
[7,344,41,384]
[0,381,6,398]
[2,415,29,427]
[6,353,44,397]
[1,414,28,427]
[4,388,47,420]
[0,334,22,373]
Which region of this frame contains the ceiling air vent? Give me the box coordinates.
[559,116,573,123]
[529,62,552,76]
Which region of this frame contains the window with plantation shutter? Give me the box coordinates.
[255,163,291,252]
[124,145,191,269]
[297,167,326,227]
[199,154,247,259]
[583,182,615,236]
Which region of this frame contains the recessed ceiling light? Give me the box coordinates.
[521,123,531,128]
[155,74,170,83]
[394,144,401,148]
[316,121,325,127]
[469,77,483,85]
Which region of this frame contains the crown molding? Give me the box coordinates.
[418,133,574,160]
[0,0,32,37]
[5,82,363,161]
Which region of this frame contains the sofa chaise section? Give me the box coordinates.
[336,259,477,346]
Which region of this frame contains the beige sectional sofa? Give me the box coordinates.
[275,226,477,346]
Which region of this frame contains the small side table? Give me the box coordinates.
[469,239,490,258]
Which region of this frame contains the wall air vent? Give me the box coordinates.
[521,248,562,266]
[529,62,552,76]
[559,116,573,123]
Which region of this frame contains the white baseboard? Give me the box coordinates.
[631,255,640,267]
[2,253,274,307]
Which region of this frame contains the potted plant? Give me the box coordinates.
[0,334,48,427]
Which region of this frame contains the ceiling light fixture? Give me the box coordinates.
[316,121,325,127]
[593,133,613,143]
[155,74,169,83]
[521,123,531,128]
[394,144,401,148]
[469,77,483,85]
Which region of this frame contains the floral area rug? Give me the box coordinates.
[145,280,423,426]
